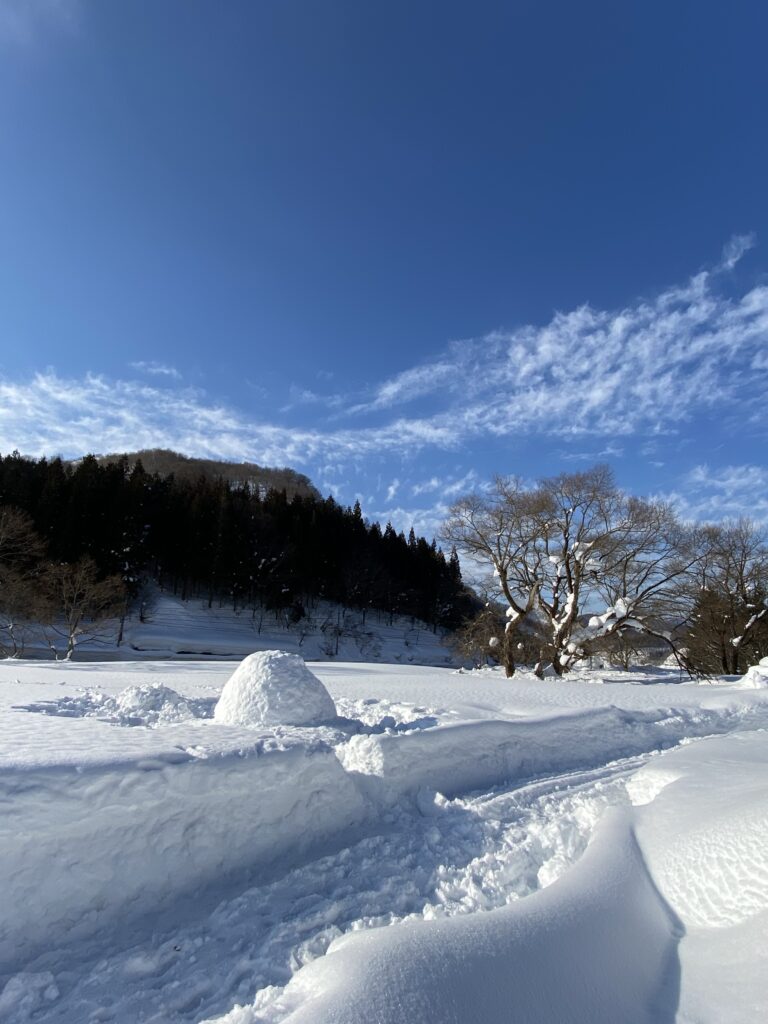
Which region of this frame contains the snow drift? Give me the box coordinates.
[207,731,768,1024]
[207,809,681,1024]
[0,739,368,975]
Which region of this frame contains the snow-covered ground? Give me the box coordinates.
[24,593,456,665]
[1,657,767,1023]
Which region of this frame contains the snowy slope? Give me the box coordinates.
[119,595,455,665]
[1,659,768,1022]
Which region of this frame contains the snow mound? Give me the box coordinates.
[214,651,337,727]
[104,683,197,725]
[11,683,210,729]
[742,658,768,688]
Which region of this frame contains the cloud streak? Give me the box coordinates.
[356,244,767,445]
[0,372,460,467]
[0,239,765,481]
[129,361,182,380]
[668,464,768,523]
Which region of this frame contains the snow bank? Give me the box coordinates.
[630,732,768,1023]
[0,739,368,975]
[338,701,768,805]
[632,733,768,927]
[214,651,337,728]
[207,730,768,1024]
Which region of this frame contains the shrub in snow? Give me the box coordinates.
[213,650,337,727]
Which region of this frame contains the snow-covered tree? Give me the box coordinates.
[443,466,697,677]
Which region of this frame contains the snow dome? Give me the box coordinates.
[213,650,337,727]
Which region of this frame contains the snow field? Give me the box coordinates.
[8,756,640,1023]
[64,593,456,665]
[2,658,768,1022]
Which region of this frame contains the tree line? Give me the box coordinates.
[0,450,474,658]
[442,465,768,677]
[90,448,320,500]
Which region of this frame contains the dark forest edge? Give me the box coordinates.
[0,450,477,659]
[83,448,321,500]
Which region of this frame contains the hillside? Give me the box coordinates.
[106,593,455,665]
[0,452,476,650]
[82,448,320,500]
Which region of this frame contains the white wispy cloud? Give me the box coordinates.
[349,360,458,414]
[279,385,322,413]
[0,372,460,466]
[129,361,182,380]
[442,471,480,498]
[345,236,766,444]
[559,443,625,462]
[410,471,478,499]
[719,233,756,271]
[664,464,768,523]
[0,239,765,479]
[385,478,400,502]
[412,477,442,496]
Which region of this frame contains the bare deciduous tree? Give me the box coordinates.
[0,506,45,566]
[440,479,546,675]
[0,507,47,658]
[443,466,697,677]
[41,557,125,661]
[684,519,768,674]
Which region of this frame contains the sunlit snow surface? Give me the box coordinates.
[1,659,767,1023]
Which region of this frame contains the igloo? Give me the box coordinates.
[213,650,337,727]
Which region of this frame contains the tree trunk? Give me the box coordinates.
[502,643,515,677]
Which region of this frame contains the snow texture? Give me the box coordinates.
[214,651,337,727]
[741,655,768,688]
[2,658,768,1023]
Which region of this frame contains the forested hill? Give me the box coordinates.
[0,451,475,630]
[80,448,320,500]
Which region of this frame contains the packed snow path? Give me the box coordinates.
[2,660,768,1023]
[4,752,649,1023]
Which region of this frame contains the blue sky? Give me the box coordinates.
[1,1,767,538]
